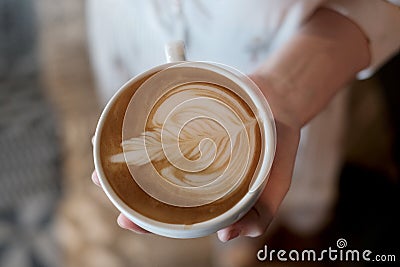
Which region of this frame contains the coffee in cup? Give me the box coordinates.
[93,42,276,238]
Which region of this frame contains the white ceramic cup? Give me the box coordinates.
[93,41,276,238]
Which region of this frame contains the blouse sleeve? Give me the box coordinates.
[323,0,400,79]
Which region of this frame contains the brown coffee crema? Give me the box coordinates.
[100,72,262,224]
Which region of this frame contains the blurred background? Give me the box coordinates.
[0,0,398,266]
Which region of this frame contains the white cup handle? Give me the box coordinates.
[165,40,186,62]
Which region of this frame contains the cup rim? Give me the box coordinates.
[93,61,276,238]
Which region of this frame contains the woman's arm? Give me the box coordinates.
[217,8,370,242]
[252,8,370,129]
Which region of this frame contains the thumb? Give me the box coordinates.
[217,204,273,242]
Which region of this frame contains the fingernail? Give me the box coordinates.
[117,215,147,234]
[117,214,125,228]
[228,229,240,241]
[91,172,100,187]
[126,228,144,234]
[219,229,240,242]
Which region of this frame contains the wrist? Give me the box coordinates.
[249,8,370,129]
[249,72,304,130]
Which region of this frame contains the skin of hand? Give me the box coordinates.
[91,8,370,241]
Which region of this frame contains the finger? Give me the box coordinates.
[91,170,101,187]
[218,122,299,242]
[117,213,150,234]
[91,135,95,146]
[217,203,273,242]
[258,121,299,214]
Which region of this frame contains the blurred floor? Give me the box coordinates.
[0,0,62,266]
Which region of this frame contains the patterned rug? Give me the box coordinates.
[0,0,62,266]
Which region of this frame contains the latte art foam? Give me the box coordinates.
[111,65,260,207]
[111,81,261,207]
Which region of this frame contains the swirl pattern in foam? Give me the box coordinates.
[111,63,262,207]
